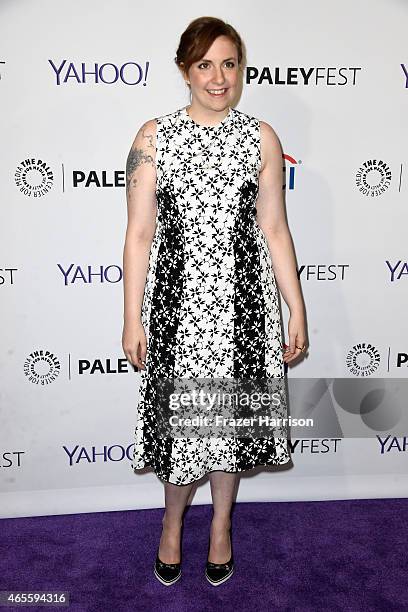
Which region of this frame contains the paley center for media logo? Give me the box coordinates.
[355,159,392,197]
[344,342,408,374]
[346,343,380,376]
[14,159,125,197]
[23,348,139,385]
[14,158,54,197]
[24,349,61,385]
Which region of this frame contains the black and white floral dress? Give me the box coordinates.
[131,105,291,485]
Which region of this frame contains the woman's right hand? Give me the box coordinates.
[122,321,147,370]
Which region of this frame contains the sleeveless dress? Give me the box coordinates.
[131,105,291,485]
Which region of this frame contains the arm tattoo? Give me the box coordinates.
[141,126,154,149]
[126,127,155,196]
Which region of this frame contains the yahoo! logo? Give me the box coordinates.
[386,260,408,282]
[63,444,134,465]
[58,264,122,285]
[283,154,301,190]
[378,436,408,453]
[48,59,150,85]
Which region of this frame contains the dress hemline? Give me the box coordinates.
[131,457,293,486]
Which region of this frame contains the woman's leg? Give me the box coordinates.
[158,481,194,563]
[208,471,238,563]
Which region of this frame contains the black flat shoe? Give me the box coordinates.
[205,526,234,586]
[154,551,181,586]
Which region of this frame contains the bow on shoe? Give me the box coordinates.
[157,559,180,569]
[206,561,232,570]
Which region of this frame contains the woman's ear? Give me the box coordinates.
[178,62,190,85]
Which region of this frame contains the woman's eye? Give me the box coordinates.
[198,61,235,69]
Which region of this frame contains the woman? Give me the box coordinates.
[122,16,307,587]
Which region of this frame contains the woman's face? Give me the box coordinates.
[184,35,240,110]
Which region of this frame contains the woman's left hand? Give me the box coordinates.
[283,310,308,364]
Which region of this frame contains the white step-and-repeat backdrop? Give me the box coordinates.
[1,0,407,518]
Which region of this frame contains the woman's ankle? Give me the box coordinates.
[210,516,231,531]
[162,513,183,530]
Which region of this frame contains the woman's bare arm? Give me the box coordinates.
[256,121,304,317]
[256,121,308,360]
[122,119,157,367]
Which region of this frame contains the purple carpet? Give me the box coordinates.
[1,498,407,611]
